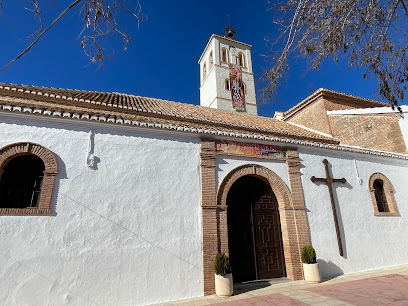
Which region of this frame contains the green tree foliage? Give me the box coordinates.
[301,245,317,264]
[214,253,232,276]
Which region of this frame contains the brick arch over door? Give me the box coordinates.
[217,164,293,208]
[0,142,58,215]
[216,164,309,282]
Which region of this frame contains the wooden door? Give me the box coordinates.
[252,191,285,279]
[227,176,285,282]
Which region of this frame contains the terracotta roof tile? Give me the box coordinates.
[0,83,339,144]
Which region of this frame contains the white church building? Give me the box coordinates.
[1,32,408,305]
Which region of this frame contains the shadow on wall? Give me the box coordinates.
[332,183,350,259]
[50,152,67,217]
[318,259,344,279]
[298,156,314,246]
[87,131,101,170]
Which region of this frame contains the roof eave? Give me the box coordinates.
[283,88,388,120]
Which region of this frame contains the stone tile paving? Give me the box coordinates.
[157,265,408,306]
[215,293,308,305]
[308,274,408,306]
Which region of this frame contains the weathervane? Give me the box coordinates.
[224,15,237,40]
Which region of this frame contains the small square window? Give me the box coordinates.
[225,79,230,91]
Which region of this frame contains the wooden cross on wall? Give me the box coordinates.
[311,159,347,257]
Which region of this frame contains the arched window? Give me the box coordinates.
[203,62,207,79]
[368,173,399,216]
[221,47,229,64]
[0,142,58,215]
[373,179,388,212]
[0,155,44,209]
[209,51,213,68]
[238,52,246,67]
[242,82,247,94]
[225,79,230,91]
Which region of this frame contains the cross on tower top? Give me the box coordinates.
[224,15,237,40]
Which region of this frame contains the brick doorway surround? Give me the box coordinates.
[200,139,311,294]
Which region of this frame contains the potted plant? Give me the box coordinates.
[214,252,233,297]
[301,245,322,283]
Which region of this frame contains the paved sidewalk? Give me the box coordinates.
[156,264,408,305]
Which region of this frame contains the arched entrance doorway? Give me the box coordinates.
[204,162,310,294]
[227,175,285,282]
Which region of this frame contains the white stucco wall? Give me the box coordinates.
[199,64,217,108]
[3,107,408,304]
[299,148,408,278]
[0,113,203,306]
[216,155,289,191]
[199,38,215,86]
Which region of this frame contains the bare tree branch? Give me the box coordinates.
[23,0,45,40]
[50,0,61,12]
[0,0,144,70]
[263,0,408,108]
[0,0,82,71]
[400,0,408,16]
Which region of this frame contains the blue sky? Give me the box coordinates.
[0,1,383,117]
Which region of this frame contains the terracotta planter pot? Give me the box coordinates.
[303,263,322,283]
[214,273,233,297]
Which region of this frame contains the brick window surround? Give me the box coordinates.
[0,142,58,215]
[200,139,311,294]
[368,172,399,216]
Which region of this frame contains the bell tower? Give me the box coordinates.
[198,28,258,115]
